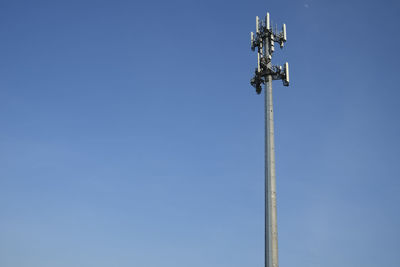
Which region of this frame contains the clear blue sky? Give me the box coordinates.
[1,0,399,266]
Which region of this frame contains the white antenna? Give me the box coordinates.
[282,24,287,41]
[266,12,270,30]
[256,16,260,33]
[270,35,274,53]
[284,62,290,86]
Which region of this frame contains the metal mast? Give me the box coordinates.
[250,12,289,267]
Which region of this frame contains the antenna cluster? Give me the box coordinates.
[250,12,289,94]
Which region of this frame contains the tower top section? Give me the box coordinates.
[250,12,290,94]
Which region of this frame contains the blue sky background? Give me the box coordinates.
[1,0,399,266]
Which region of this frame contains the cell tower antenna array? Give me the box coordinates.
[250,12,289,267]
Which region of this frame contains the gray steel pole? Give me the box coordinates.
[265,74,279,267]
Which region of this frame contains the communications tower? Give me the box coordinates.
[250,12,290,267]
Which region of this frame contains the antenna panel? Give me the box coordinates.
[284,62,289,86]
[282,24,287,41]
[256,16,259,33]
[251,32,254,50]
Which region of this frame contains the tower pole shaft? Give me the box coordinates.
[265,73,279,267]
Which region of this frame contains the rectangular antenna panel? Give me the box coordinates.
[270,38,274,52]
[284,62,289,86]
[283,24,287,41]
[256,16,259,33]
